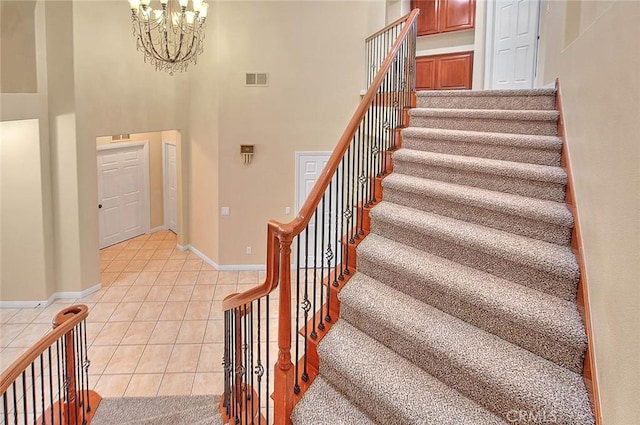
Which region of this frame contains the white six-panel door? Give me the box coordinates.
[163,142,178,234]
[97,143,149,248]
[487,0,541,89]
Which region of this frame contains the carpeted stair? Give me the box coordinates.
[292,89,594,424]
[91,395,223,425]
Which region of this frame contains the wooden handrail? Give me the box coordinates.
[0,304,89,395]
[222,9,420,312]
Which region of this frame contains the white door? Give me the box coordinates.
[97,143,149,248]
[487,0,540,89]
[296,152,342,268]
[163,142,178,234]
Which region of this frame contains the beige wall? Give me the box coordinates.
[96,132,165,230]
[0,1,37,93]
[0,119,49,301]
[538,1,640,423]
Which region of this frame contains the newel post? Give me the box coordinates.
[53,307,80,425]
[274,233,295,425]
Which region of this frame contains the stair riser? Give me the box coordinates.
[318,363,401,425]
[393,160,566,202]
[409,116,558,136]
[356,258,585,372]
[383,188,572,245]
[339,304,586,425]
[416,95,556,110]
[370,219,578,301]
[402,136,561,166]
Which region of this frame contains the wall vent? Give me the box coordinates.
[245,72,269,87]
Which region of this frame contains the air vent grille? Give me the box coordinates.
[245,72,269,87]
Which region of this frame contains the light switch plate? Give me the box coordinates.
[221,207,230,216]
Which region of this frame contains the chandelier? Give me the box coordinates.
[128,0,209,75]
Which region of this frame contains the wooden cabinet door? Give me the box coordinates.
[416,56,437,90]
[412,0,439,36]
[436,52,473,89]
[440,0,475,33]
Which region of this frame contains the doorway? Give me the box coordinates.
[485,0,541,89]
[96,142,150,249]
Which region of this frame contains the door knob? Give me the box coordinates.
[98,204,102,209]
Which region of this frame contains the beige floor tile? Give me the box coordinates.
[217,271,239,284]
[105,260,130,273]
[132,234,150,242]
[157,373,195,396]
[143,259,167,272]
[159,240,176,250]
[182,260,203,272]
[258,271,266,281]
[204,320,224,343]
[6,309,41,324]
[93,322,131,346]
[124,286,152,302]
[163,260,185,272]
[134,302,165,322]
[192,372,224,395]
[85,321,106,344]
[166,344,201,373]
[112,272,140,287]
[214,285,237,301]
[133,249,155,261]
[121,322,156,345]
[110,303,142,322]
[134,271,160,286]
[145,286,172,302]
[104,345,145,374]
[125,260,148,272]
[155,271,179,286]
[80,288,107,304]
[87,303,118,322]
[186,252,201,260]
[142,241,162,250]
[100,272,120,286]
[148,321,181,345]
[176,321,207,344]
[124,373,162,397]
[6,323,50,348]
[184,301,211,321]
[159,302,188,321]
[100,287,130,303]
[169,249,189,260]
[148,232,166,241]
[167,286,194,302]
[87,345,118,375]
[32,304,67,323]
[238,271,259,284]
[94,374,132,397]
[209,301,225,320]
[115,250,137,261]
[200,263,217,272]
[125,240,146,250]
[191,285,215,301]
[100,250,119,261]
[197,344,224,372]
[196,271,218,285]
[151,249,173,260]
[135,344,173,373]
[176,271,199,286]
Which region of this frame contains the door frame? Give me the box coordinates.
[96,141,151,248]
[294,151,332,216]
[484,0,542,89]
[162,140,178,234]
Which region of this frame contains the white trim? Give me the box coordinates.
[0,283,102,309]
[150,225,166,233]
[162,140,178,233]
[294,151,332,218]
[416,45,475,58]
[184,244,266,271]
[96,140,148,151]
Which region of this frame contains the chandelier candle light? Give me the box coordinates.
[129,0,208,74]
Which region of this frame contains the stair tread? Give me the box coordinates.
[401,127,562,150]
[357,233,586,353]
[339,274,593,424]
[409,108,559,121]
[370,201,579,280]
[382,173,573,227]
[291,377,377,425]
[393,148,567,183]
[319,320,507,425]
[417,88,556,98]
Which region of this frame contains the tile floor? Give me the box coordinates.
[0,230,282,399]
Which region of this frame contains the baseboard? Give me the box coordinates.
[0,283,102,309]
[184,244,266,271]
[150,225,167,233]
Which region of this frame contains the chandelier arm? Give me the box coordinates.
[135,16,166,64]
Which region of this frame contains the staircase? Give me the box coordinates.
[291,89,595,424]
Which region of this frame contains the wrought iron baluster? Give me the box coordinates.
[325,180,333,324]
[265,294,270,425]
[318,195,326,331]
[56,340,62,425]
[294,236,301,395]
[311,208,319,339]
[302,225,310,382]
